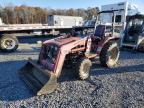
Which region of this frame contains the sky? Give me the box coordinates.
[0,0,144,13]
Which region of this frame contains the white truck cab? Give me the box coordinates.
[100,2,139,31]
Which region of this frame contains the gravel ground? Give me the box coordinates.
[0,43,144,108]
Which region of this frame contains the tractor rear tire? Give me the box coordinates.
[100,42,119,68]
[0,34,19,52]
[75,58,92,80]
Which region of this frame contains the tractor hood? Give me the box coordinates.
[43,35,81,47]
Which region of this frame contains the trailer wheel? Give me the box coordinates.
[0,34,19,52]
[100,42,120,68]
[138,40,144,52]
[76,58,92,80]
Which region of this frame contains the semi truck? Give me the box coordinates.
[0,15,83,52]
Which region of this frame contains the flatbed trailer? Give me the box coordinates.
[0,14,85,52]
[0,24,73,34]
[0,24,74,52]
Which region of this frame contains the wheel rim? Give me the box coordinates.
[2,38,16,50]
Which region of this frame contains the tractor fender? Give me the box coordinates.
[96,37,120,55]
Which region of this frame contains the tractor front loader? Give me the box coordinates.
[19,35,92,95]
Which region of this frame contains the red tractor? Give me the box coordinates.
[19,11,120,95]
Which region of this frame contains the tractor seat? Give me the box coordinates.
[94,25,106,39]
[91,25,106,43]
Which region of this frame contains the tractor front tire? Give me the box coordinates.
[76,58,92,80]
[0,34,19,52]
[100,42,120,68]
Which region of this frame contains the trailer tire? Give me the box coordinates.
[0,34,19,52]
[100,42,119,68]
[76,58,92,80]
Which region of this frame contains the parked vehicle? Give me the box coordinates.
[121,14,144,51]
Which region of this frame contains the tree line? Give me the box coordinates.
[0,4,99,24]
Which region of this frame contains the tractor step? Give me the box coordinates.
[85,53,97,59]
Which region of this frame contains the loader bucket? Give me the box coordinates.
[19,59,57,96]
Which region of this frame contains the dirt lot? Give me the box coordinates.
[0,43,144,108]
